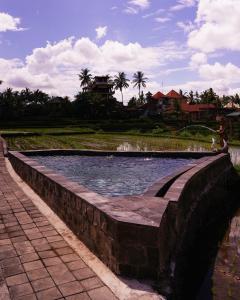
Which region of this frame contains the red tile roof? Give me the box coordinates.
[152,91,165,100]
[166,90,183,99]
[181,103,216,112]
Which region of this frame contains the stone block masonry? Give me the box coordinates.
[8,149,228,282]
[0,142,118,299]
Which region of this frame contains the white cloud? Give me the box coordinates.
[123,6,139,14]
[170,0,197,11]
[95,26,108,40]
[129,0,150,9]
[124,0,150,14]
[190,52,208,68]
[0,37,188,101]
[155,17,171,23]
[177,21,195,33]
[142,9,165,19]
[0,12,24,32]
[199,62,240,83]
[188,0,240,52]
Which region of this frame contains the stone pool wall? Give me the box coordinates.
[8,151,163,278]
[157,153,240,298]
[7,149,237,283]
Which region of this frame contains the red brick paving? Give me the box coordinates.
[0,141,118,299]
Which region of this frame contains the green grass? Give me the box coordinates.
[5,133,212,152]
[2,125,240,147]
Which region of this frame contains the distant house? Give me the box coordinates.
[147,89,217,120]
[147,90,187,116]
[83,76,115,98]
[180,102,216,121]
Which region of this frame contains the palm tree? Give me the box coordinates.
[132,71,148,98]
[114,72,129,104]
[78,69,92,91]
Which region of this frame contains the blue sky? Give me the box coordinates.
[0,0,239,102]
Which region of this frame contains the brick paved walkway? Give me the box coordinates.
[0,142,118,300]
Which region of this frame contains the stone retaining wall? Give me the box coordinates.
[7,148,237,286]
[8,151,162,278]
[157,153,239,298]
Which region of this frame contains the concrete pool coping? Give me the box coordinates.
[8,149,228,280]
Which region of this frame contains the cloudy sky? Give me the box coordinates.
[0,0,239,103]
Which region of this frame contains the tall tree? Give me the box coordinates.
[114,72,129,104]
[132,71,148,98]
[78,69,92,91]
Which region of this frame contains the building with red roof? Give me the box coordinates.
[147,89,217,120]
[148,90,187,116]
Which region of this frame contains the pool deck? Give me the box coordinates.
[0,140,164,299]
[0,147,121,300]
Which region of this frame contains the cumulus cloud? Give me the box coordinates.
[0,12,25,32]
[95,26,108,40]
[199,62,240,83]
[190,52,208,68]
[188,0,240,52]
[0,37,188,100]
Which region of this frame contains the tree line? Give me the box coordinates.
[79,69,148,103]
[0,74,239,121]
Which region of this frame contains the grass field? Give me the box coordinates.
[5,132,211,152]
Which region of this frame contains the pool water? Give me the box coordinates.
[32,155,194,196]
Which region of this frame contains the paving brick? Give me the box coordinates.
[0,238,11,245]
[38,250,56,259]
[67,260,87,271]
[6,273,28,286]
[23,260,44,271]
[14,241,35,255]
[21,223,36,230]
[38,225,54,232]
[81,277,103,291]
[20,252,39,263]
[11,235,28,243]
[36,287,62,300]
[42,230,58,237]
[47,263,75,285]
[87,286,118,300]
[72,268,95,281]
[46,235,63,243]
[26,232,43,240]
[27,268,49,281]
[0,248,17,260]
[49,240,69,249]
[66,292,91,300]
[55,246,74,256]
[31,238,51,251]
[24,228,40,235]
[15,293,37,300]
[3,263,24,278]
[61,253,80,263]
[31,277,55,292]
[8,230,25,238]
[43,257,62,266]
[1,256,20,268]
[35,220,50,227]
[9,282,33,298]
[58,280,84,297]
